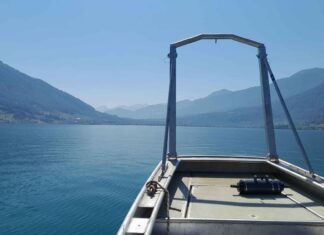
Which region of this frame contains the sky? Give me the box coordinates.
[0,0,324,108]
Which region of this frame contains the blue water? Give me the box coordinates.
[0,124,323,234]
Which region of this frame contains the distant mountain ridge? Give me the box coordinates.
[0,61,125,124]
[106,68,324,119]
[0,59,323,127]
[178,82,324,127]
[97,104,149,113]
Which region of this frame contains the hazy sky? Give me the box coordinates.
[1,1,324,108]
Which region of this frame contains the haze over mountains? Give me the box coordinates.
[101,68,324,128]
[105,68,324,121]
[0,59,323,128]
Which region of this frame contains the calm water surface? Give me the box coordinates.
[0,124,323,234]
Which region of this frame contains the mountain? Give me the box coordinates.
[107,103,166,119]
[273,82,324,123]
[106,68,324,119]
[98,104,149,115]
[1,60,323,127]
[177,82,324,127]
[0,61,125,124]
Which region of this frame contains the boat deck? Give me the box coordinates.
[160,173,324,221]
[119,157,324,235]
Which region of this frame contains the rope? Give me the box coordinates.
[146,180,170,231]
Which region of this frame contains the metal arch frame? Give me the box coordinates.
[161,34,278,175]
[161,34,314,176]
[171,34,264,48]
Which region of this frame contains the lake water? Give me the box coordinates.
[0,124,323,234]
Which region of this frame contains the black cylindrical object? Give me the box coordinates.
[231,178,285,195]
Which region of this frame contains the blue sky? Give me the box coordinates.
[0,0,324,108]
